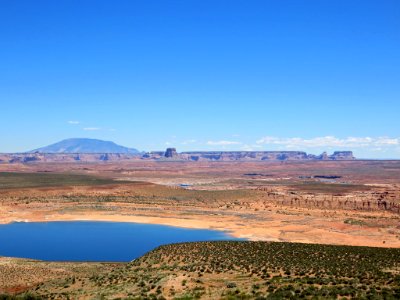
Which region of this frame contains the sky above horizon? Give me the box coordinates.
[1,0,399,158]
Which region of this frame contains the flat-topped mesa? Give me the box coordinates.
[177,150,355,161]
[330,151,355,160]
[0,149,356,163]
[180,151,309,161]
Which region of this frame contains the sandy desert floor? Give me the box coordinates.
[0,160,399,248]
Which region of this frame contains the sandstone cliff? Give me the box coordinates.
[0,149,355,163]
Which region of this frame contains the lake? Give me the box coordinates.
[0,221,240,262]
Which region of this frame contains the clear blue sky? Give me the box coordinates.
[1,0,399,158]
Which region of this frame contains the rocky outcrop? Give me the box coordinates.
[0,153,141,163]
[330,151,355,160]
[164,148,178,158]
[22,156,40,163]
[256,187,400,214]
[177,150,354,161]
[318,152,329,160]
[0,149,356,163]
[99,154,109,161]
[179,151,310,161]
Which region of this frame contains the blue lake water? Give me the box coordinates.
[0,221,240,262]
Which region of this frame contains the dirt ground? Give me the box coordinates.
[0,160,399,248]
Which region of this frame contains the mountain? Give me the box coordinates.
[29,138,140,154]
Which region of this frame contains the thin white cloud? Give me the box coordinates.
[256,136,400,149]
[83,127,101,131]
[68,121,80,125]
[241,144,262,151]
[207,140,242,146]
[181,139,197,145]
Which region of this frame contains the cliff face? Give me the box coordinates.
[0,149,355,163]
[255,187,400,214]
[164,148,178,158]
[0,153,139,163]
[179,151,310,161]
[330,151,355,160]
[176,150,355,161]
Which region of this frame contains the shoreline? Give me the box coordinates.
[0,213,256,240]
[1,214,399,266]
[2,211,400,249]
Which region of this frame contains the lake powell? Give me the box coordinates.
[0,221,240,262]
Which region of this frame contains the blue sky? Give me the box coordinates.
[1,0,399,158]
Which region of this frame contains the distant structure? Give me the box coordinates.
[0,142,356,163]
[177,150,355,161]
[318,152,329,160]
[330,151,355,160]
[29,138,140,154]
[164,148,178,158]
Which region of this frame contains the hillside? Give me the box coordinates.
[2,241,399,299]
[29,138,140,154]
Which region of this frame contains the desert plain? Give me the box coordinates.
[0,160,399,298]
[0,160,399,247]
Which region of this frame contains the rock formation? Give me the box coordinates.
[164,148,178,158]
[330,151,355,160]
[318,152,329,160]
[0,149,356,163]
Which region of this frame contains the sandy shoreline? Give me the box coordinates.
[0,212,261,240]
[1,162,399,249]
[2,210,400,248]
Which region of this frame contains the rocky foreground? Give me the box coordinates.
[1,241,399,299]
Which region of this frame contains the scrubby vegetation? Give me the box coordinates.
[0,294,41,300]
[0,172,121,189]
[1,161,400,298]
[23,241,400,299]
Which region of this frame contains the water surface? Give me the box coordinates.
[0,221,240,262]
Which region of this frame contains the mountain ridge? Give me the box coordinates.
[29,138,140,154]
